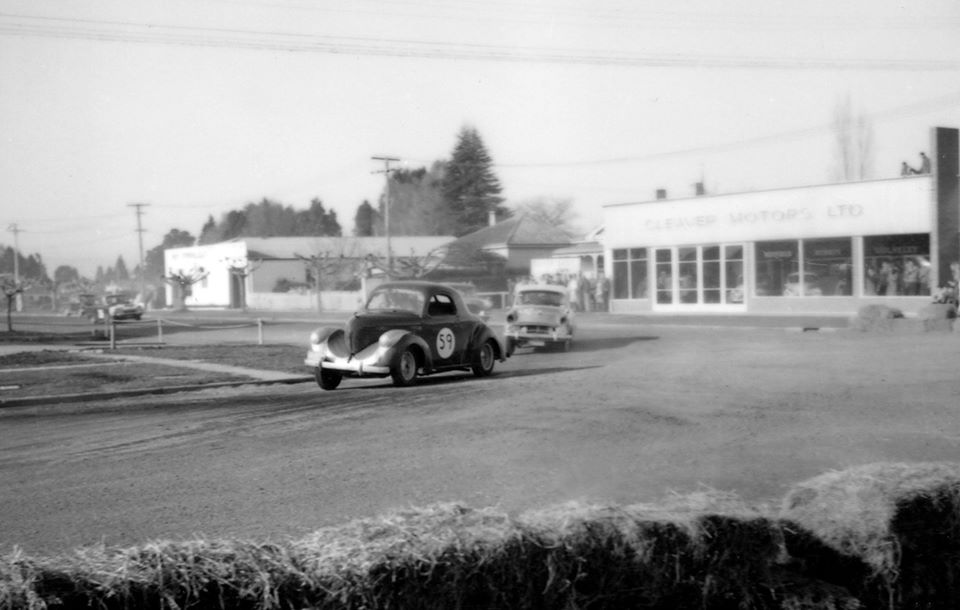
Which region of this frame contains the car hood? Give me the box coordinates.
[347,311,421,353]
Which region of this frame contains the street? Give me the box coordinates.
[2,321,959,555]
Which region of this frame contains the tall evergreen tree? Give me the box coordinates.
[353,200,378,237]
[383,163,449,235]
[114,256,129,282]
[441,126,509,236]
[198,215,219,245]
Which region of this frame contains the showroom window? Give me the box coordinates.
[612,248,648,299]
[754,240,799,297]
[863,234,931,296]
[802,237,852,296]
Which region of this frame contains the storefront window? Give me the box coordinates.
[702,246,721,304]
[802,238,852,296]
[612,248,648,299]
[655,248,673,304]
[678,247,698,303]
[863,234,931,296]
[755,240,799,297]
[725,245,744,303]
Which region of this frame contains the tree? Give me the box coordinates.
[114,256,129,282]
[296,198,342,236]
[441,126,510,236]
[832,96,874,182]
[222,257,262,312]
[354,200,378,237]
[53,265,80,285]
[198,215,219,245]
[144,229,196,281]
[381,163,450,236]
[1,275,29,332]
[164,268,209,311]
[513,197,580,238]
[296,240,363,311]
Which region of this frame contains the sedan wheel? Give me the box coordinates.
[471,340,496,377]
[316,366,342,390]
[391,348,419,387]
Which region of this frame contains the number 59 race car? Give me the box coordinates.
[305,281,508,390]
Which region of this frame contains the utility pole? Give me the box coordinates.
[371,156,399,278]
[128,203,149,301]
[7,223,22,311]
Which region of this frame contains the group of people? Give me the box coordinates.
[865,257,930,297]
[901,151,932,176]
[510,271,611,312]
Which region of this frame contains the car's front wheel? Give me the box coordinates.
[391,348,419,387]
[315,366,342,390]
[471,340,496,377]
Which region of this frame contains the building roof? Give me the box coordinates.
[230,236,455,260]
[450,215,574,250]
[550,241,603,257]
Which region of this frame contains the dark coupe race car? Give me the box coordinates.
[305,281,508,390]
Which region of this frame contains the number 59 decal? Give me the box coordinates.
[436,327,455,359]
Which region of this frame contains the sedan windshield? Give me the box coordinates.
[365,287,425,314]
[517,290,564,307]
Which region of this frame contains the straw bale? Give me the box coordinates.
[781,462,960,608]
[850,305,904,332]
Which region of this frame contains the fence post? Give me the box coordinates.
[257,318,263,345]
[157,318,163,343]
[109,321,116,349]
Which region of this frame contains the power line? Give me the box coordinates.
[1,12,958,71]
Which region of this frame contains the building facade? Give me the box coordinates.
[602,127,959,316]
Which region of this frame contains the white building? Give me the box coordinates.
[164,236,454,311]
[601,127,959,316]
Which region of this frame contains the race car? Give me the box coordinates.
[305,281,507,390]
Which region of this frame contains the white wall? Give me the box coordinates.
[164,241,247,307]
[603,176,934,249]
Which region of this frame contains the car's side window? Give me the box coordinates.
[427,293,457,317]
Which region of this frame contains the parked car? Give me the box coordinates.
[782,272,822,297]
[305,281,508,390]
[81,292,144,321]
[503,284,575,354]
[444,282,493,322]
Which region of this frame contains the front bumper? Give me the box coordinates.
[304,343,393,376]
[505,324,573,344]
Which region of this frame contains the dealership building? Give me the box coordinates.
[602,127,959,316]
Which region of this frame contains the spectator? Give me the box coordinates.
[595,271,610,312]
[901,161,914,176]
[567,274,581,312]
[580,273,594,312]
[919,152,931,174]
[902,258,921,296]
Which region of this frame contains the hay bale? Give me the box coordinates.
[850,305,904,332]
[918,303,957,332]
[781,462,960,609]
[2,498,865,610]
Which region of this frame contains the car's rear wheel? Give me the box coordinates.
[472,340,496,377]
[316,366,342,390]
[391,348,419,387]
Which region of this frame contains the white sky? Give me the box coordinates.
[1,0,959,276]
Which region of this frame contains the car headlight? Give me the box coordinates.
[506,311,517,323]
[309,330,322,345]
[559,316,568,325]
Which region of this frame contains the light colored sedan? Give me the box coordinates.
[503,284,575,354]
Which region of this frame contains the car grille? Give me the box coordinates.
[349,327,383,353]
[521,325,554,334]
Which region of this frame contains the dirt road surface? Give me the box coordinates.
[2,322,959,555]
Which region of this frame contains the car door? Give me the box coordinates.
[424,290,473,367]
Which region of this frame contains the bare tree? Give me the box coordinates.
[1,275,29,332]
[164,269,209,311]
[513,197,580,238]
[366,245,450,279]
[832,96,874,182]
[223,257,262,312]
[296,239,363,312]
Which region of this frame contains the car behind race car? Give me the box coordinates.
[445,282,493,322]
[81,292,144,321]
[504,283,575,354]
[305,281,508,390]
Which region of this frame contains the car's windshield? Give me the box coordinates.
[365,287,425,314]
[516,290,564,307]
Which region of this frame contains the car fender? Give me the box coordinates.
[379,330,434,370]
[311,327,348,357]
[471,325,507,360]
